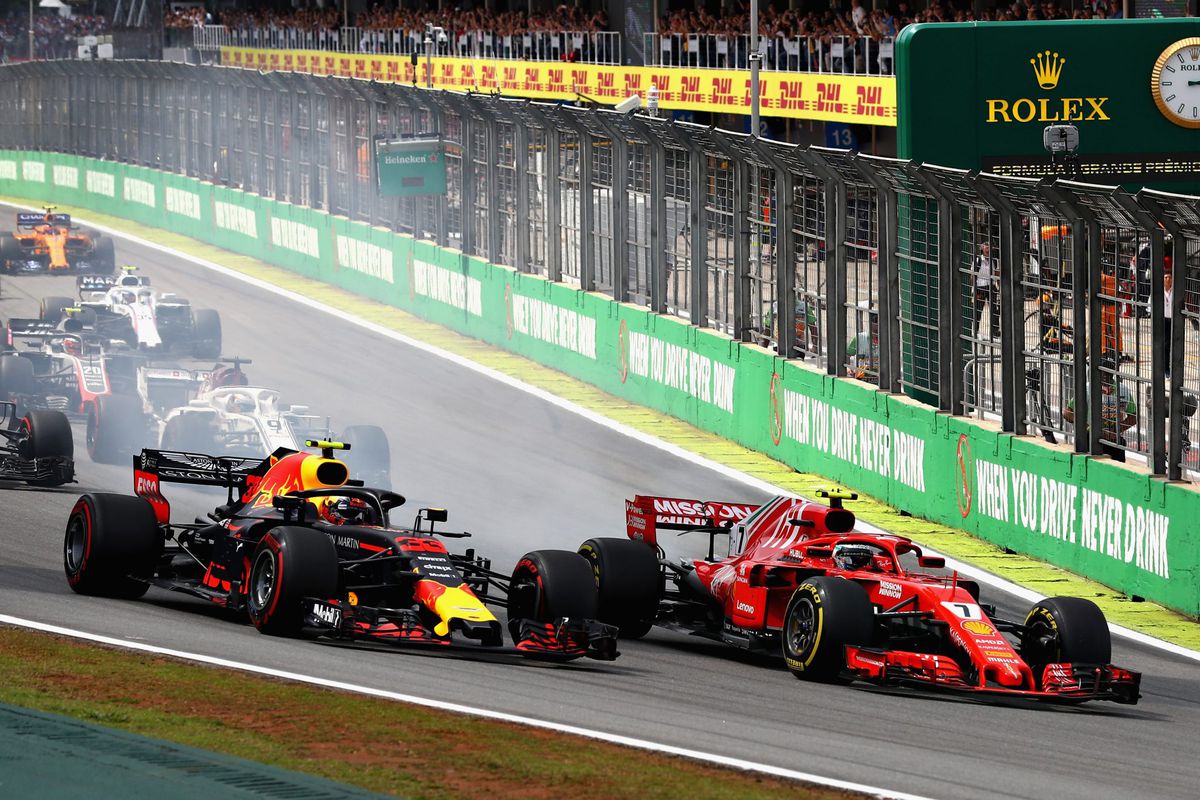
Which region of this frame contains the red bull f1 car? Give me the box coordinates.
[0,401,73,486]
[62,440,618,662]
[0,210,115,274]
[573,491,1139,704]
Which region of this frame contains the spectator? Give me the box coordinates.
[972,242,1001,340]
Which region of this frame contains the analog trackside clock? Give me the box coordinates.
[1151,37,1200,129]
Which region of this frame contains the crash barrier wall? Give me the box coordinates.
[0,61,1198,616]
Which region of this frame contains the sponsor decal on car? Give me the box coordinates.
[878,580,903,600]
[310,601,342,627]
[962,620,996,636]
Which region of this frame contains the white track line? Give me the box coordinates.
[0,614,931,800]
[10,198,1200,664]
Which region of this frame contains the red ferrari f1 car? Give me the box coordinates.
[62,440,617,662]
[574,491,1140,704]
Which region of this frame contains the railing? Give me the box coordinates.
[190,25,622,65]
[1,60,1196,481]
[642,32,895,75]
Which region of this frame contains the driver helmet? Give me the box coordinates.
[225,392,255,414]
[832,543,875,572]
[210,365,248,388]
[119,290,137,304]
[62,337,82,357]
[319,496,372,526]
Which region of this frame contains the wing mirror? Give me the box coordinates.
[918,555,945,569]
[422,507,448,523]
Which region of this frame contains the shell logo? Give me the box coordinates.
[962,620,996,636]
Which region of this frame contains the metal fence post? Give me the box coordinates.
[1115,191,1168,475]
[854,158,899,392]
[579,129,596,292]
[594,114,629,302]
[749,138,795,358]
[909,164,961,412]
[1136,190,1191,480]
[541,115,562,282]
[803,150,844,377]
[687,141,708,327]
[485,114,501,263]
[973,176,1025,434]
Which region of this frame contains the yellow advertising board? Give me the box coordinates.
[221,47,896,127]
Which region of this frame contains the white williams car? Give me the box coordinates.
[39,268,221,358]
[139,361,391,488]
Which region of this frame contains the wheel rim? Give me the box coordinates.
[250,550,277,612]
[1025,617,1059,666]
[64,514,87,573]
[787,595,818,657]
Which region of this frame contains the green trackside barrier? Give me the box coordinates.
[0,149,1195,615]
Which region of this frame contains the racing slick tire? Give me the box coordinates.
[340,424,391,489]
[1020,597,1111,685]
[0,233,20,271]
[160,413,216,454]
[578,537,660,639]
[782,576,875,682]
[92,237,115,274]
[509,550,598,626]
[19,409,74,487]
[246,526,339,637]
[39,296,75,325]
[87,393,147,465]
[64,493,160,599]
[191,309,222,360]
[0,354,36,402]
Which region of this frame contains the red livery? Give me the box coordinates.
[579,489,1140,704]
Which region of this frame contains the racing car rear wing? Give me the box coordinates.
[77,274,115,296]
[17,212,70,228]
[134,448,269,524]
[625,494,759,549]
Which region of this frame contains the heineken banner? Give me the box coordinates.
[1,149,1196,614]
[375,137,447,198]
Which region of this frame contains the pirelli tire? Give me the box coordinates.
[1020,596,1111,686]
[340,424,391,489]
[0,354,36,402]
[577,537,660,639]
[191,309,222,360]
[64,493,161,598]
[92,236,115,274]
[508,550,598,634]
[782,576,875,682]
[87,393,147,465]
[39,296,75,325]
[246,526,339,637]
[0,233,20,270]
[160,413,216,453]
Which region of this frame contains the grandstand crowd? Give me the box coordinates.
[0,12,108,61]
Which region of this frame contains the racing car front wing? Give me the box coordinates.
[844,646,1141,704]
[0,453,74,485]
[302,598,619,661]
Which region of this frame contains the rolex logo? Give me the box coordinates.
[1030,50,1066,90]
[1190,47,1200,61]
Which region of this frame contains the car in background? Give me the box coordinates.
[130,358,392,488]
[0,318,146,465]
[574,490,1140,704]
[63,440,617,662]
[38,269,221,359]
[0,401,73,487]
[0,208,115,274]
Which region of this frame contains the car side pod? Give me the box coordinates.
[511,617,620,662]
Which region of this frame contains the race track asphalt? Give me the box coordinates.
[1,216,1198,800]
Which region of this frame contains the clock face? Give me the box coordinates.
[1152,37,1200,129]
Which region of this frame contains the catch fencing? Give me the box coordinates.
[2,59,1197,481]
